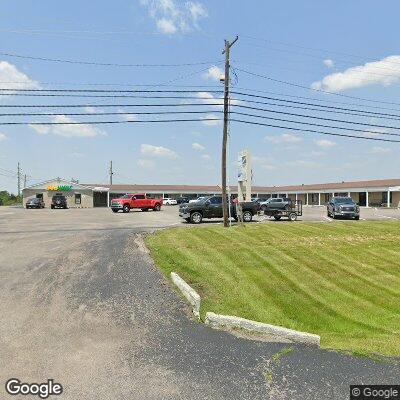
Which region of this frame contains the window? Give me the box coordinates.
[210,197,222,204]
[75,194,81,205]
[36,193,43,199]
[275,198,282,202]
[135,194,145,199]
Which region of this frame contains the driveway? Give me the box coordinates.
[0,207,398,399]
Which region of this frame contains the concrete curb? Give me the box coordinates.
[205,312,320,346]
[171,272,201,319]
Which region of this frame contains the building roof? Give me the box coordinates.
[83,178,400,193]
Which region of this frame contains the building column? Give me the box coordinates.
[107,191,110,207]
[306,193,309,206]
[348,192,351,197]
[295,193,298,202]
[387,190,391,207]
[366,191,369,207]
[318,193,321,206]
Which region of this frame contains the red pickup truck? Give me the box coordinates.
[111,194,162,213]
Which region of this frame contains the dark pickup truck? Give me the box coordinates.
[179,195,257,224]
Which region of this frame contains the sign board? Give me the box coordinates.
[46,185,72,191]
[237,150,252,202]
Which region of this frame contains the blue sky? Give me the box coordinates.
[1,0,400,193]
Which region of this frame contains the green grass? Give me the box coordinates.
[145,222,400,357]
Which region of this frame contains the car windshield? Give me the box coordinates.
[334,197,353,204]
[30,199,39,202]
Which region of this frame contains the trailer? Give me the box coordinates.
[263,200,302,221]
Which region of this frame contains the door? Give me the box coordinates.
[133,194,146,208]
[358,192,366,206]
[93,192,107,207]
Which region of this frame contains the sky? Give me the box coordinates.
[1,0,400,193]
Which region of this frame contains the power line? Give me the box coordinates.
[0,110,222,117]
[0,117,221,126]
[231,105,400,131]
[231,85,400,113]
[0,50,222,67]
[232,91,400,120]
[231,118,400,143]
[0,102,222,108]
[234,67,400,107]
[0,88,223,93]
[230,111,400,138]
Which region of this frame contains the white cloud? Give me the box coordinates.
[323,59,334,68]
[156,18,177,34]
[201,154,211,160]
[315,139,336,148]
[312,55,400,92]
[137,158,156,169]
[29,115,105,138]
[370,146,391,154]
[196,91,224,108]
[201,114,220,126]
[203,65,224,81]
[192,142,205,151]
[0,61,39,90]
[0,133,7,141]
[253,156,276,171]
[140,0,208,35]
[264,133,301,143]
[140,143,178,159]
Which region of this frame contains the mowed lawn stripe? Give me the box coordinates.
[146,222,400,356]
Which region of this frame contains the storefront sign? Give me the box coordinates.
[46,185,72,191]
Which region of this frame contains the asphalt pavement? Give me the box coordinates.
[0,206,398,399]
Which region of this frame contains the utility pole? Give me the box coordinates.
[221,36,238,227]
[109,161,113,185]
[17,162,21,196]
[24,174,27,188]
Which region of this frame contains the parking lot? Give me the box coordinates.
[1,204,399,400]
[1,204,400,234]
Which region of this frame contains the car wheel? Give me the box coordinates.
[243,211,253,222]
[123,204,130,213]
[355,216,360,220]
[288,212,297,221]
[51,205,54,209]
[153,203,161,211]
[190,211,203,224]
[273,215,281,221]
[112,209,118,213]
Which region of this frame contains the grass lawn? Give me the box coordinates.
[146,221,400,357]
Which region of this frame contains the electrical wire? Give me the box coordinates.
[0,50,222,67]
[0,88,223,93]
[231,118,400,143]
[232,91,400,120]
[0,102,222,108]
[234,67,400,107]
[230,111,400,138]
[0,117,221,126]
[231,104,400,131]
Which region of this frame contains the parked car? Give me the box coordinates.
[189,196,206,203]
[176,197,189,204]
[259,197,292,213]
[51,194,67,209]
[327,197,360,220]
[179,195,258,224]
[26,197,45,209]
[111,193,162,213]
[163,198,178,205]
